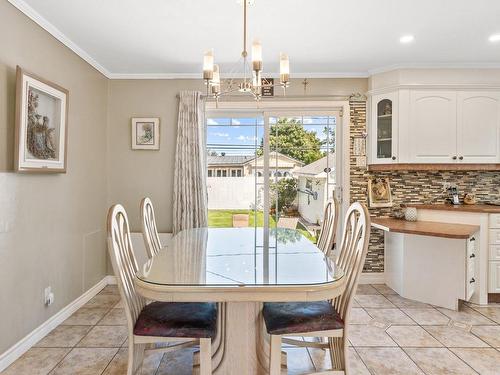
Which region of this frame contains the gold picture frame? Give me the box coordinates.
[15,66,69,173]
[368,177,393,208]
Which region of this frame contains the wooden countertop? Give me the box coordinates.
[371,218,479,239]
[406,204,500,214]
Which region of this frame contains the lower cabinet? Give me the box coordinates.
[489,262,500,293]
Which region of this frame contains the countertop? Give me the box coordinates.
[406,203,500,214]
[371,218,480,239]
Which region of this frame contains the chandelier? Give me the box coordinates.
[202,0,290,101]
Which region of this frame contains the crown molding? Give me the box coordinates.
[368,62,500,75]
[7,0,112,78]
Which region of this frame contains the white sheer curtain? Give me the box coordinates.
[173,91,208,234]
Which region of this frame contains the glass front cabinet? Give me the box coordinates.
[370,92,398,164]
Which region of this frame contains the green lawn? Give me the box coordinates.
[208,210,276,228]
[208,209,316,243]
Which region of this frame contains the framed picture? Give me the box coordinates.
[131,118,160,150]
[368,177,393,208]
[15,66,69,173]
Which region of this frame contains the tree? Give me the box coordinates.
[270,178,297,213]
[322,126,336,153]
[259,118,323,164]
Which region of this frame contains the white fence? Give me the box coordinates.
[207,177,262,210]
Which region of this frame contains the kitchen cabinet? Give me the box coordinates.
[457,92,500,163]
[369,93,398,164]
[408,91,457,163]
[490,214,500,293]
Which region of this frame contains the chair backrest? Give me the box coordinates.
[333,202,370,321]
[107,204,146,331]
[141,197,163,259]
[317,198,339,256]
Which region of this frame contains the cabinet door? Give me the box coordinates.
[457,92,500,163]
[490,262,500,293]
[409,91,457,163]
[370,93,398,164]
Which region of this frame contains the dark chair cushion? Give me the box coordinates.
[263,301,344,335]
[134,302,217,339]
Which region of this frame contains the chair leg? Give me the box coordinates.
[199,338,212,375]
[269,335,282,375]
[128,341,146,375]
[328,336,346,371]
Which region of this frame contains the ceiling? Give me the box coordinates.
[10,0,500,78]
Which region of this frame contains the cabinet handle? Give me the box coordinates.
[470,237,475,242]
[391,156,396,161]
[459,156,464,160]
[469,253,475,258]
[452,156,457,160]
[470,278,475,284]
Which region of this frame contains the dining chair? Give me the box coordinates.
[140,197,163,259]
[107,204,216,375]
[262,202,371,375]
[316,198,339,257]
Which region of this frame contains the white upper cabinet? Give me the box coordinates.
[457,92,500,163]
[370,93,398,164]
[408,91,457,163]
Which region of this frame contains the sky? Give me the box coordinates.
[207,116,336,155]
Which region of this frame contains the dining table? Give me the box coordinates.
[134,227,346,375]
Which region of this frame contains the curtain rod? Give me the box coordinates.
[176,94,357,101]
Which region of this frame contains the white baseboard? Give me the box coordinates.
[0,276,111,372]
[359,272,385,284]
[105,275,117,285]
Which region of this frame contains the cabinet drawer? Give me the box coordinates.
[490,214,500,229]
[490,229,500,245]
[490,245,500,261]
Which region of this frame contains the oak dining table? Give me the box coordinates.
[134,227,345,375]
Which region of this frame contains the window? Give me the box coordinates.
[208,170,212,177]
[216,170,221,177]
[222,170,227,177]
[231,170,237,177]
[237,170,242,177]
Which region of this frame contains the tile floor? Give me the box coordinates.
[3,283,500,375]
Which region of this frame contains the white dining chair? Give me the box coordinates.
[140,197,163,259]
[316,198,339,257]
[107,204,216,375]
[262,202,371,375]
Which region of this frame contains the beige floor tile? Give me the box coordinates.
[283,348,316,375]
[354,294,396,308]
[404,347,477,375]
[49,348,117,375]
[348,324,397,347]
[372,284,398,295]
[365,308,416,325]
[156,348,194,375]
[348,308,374,324]
[98,308,127,325]
[356,347,424,375]
[386,295,432,309]
[98,285,119,295]
[77,326,128,348]
[102,347,163,375]
[451,348,500,375]
[468,306,500,324]
[61,308,109,326]
[402,308,450,325]
[113,300,124,309]
[308,347,370,374]
[356,284,381,295]
[2,348,70,375]
[437,305,496,325]
[387,325,443,347]
[424,325,490,348]
[34,326,92,348]
[470,326,500,347]
[84,294,120,309]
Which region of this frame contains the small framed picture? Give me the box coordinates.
[368,177,393,208]
[131,118,160,150]
[15,66,69,173]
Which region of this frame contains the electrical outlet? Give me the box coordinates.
[44,286,54,306]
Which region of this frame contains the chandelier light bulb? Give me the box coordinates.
[252,40,262,71]
[211,64,221,94]
[203,49,214,80]
[280,53,290,83]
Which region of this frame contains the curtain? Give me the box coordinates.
[173,91,208,234]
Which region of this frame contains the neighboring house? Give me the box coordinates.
[294,154,336,224]
[207,151,304,178]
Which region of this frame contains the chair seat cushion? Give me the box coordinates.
[263,301,344,335]
[134,302,217,339]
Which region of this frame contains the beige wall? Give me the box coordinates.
[107,78,368,234]
[0,1,108,354]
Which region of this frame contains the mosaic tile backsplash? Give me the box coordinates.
[348,99,500,273]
